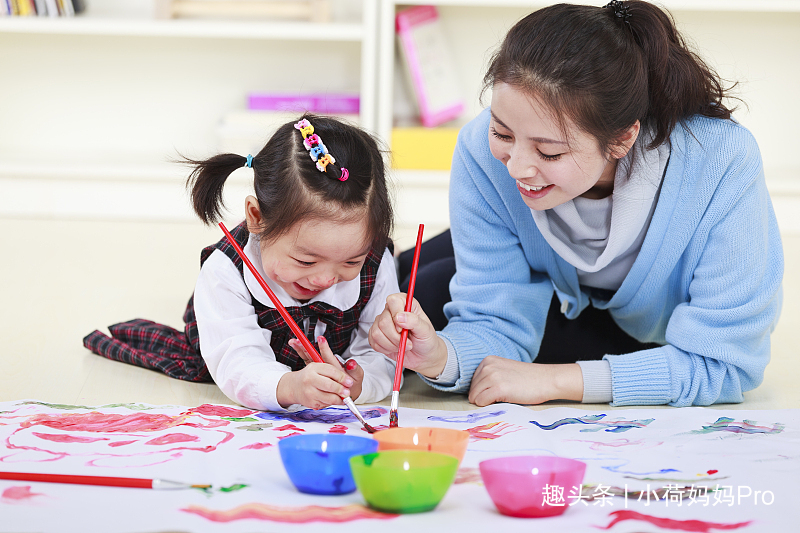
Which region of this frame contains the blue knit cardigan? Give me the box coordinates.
[428,108,783,406]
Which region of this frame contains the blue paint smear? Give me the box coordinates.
[428,410,506,423]
[256,406,387,424]
[530,414,655,433]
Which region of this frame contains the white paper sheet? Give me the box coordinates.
[1,400,798,532]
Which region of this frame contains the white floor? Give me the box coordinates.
[0,217,797,409]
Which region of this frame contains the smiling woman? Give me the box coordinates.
[368,0,783,409]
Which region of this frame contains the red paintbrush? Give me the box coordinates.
[218,222,376,434]
[0,471,210,490]
[389,224,424,428]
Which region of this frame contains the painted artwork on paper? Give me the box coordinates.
[1,401,799,533]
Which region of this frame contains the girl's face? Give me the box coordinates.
[488,83,633,211]
[250,208,372,301]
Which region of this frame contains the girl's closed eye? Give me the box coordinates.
[293,258,315,266]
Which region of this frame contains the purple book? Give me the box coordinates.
[247,93,360,115]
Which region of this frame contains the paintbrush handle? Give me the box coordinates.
[0,471,152,489]
[392,224,424,392]
[219,223,323,364]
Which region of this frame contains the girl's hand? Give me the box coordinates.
[276,337,355,410]
[368,293,448,379]
[289,336,365,401]
[468,357,584,406]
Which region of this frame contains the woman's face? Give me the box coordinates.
[488,83,621,211]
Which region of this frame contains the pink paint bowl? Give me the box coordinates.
[479,455,587,518]
[372,426,469,464]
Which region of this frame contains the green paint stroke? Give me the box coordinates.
[222,417,259,422]
[18,401,166,411]
[234,423,274,431]
[219,484,248,493]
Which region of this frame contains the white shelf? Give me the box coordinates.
[0,16,364,40]
[390,0,800,12]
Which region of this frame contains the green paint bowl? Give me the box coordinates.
[349,450,459,514]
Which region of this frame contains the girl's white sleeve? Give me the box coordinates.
[340,248,400,404]
[193,250,291,411]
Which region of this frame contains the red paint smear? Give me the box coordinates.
[707,469,719,475]
[31,432,108,444]
[20,412,188,433]
[278,432,303,440]
[187,405,255,418]
[182,503,398,523]
[599,510,753,532]
[328,425,348,434]
[239,442,273,450]
[361,425,389,433]
[274,424,305,432]
[2,486,43,501]
[145,433,201,445]
[108,440,137,447]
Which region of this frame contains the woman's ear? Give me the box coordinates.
[610,120,641,160]
[244,195,262,233]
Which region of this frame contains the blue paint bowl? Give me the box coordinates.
[278,433,378,495]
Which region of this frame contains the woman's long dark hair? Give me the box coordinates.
[483,1,738,151]
[184,113,392,251]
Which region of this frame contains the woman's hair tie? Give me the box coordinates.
[604,0,631,25]
[245,154,253,168]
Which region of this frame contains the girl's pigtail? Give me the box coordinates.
[625,1,737,148]
[185,153,250,224]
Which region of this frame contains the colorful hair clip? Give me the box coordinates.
[294,119,341,177]
[316,153,335,172]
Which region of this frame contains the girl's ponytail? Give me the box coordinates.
[624,1,737,147]
[185,153,249,224]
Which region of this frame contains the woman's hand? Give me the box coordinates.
[276,336,357,409]
[468,356,584,406]
[368,293,448,379]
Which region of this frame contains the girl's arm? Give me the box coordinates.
[340,248,400,403]
[193,250,294,411]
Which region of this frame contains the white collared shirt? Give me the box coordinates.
[193,233,399,411]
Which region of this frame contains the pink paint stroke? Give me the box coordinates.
[186,405,256,418]
[598,510,753,532]
[239,442,273,450]
[278,432,303,440]
[466,421,524,442]
[273,424,305,433]
[145,433,201,445]
[108,440,137,447]
[32,433,108,444]
[328,425,348,434]
[182,503,398,523]
[2,485,43,501]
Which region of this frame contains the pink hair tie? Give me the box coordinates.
[339,168,349,181]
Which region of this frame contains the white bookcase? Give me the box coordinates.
[2,0,799,242]
[0,0,379,226]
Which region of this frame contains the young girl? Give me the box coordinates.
[370,1,783,407]
[85,114,399,411]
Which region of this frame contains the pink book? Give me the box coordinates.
[396,5,465,128]
[247,93,360,115]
